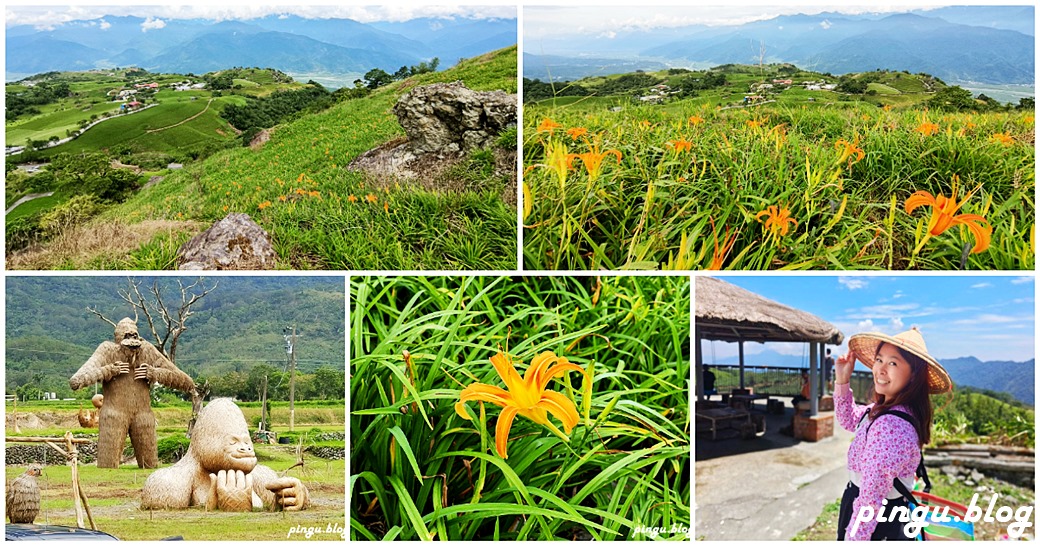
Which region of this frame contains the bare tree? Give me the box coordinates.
[88,277,217,362]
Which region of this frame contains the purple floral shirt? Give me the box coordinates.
[834,382,920,540]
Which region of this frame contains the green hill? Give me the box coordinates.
[7,46,518,270]
[5,276,345,401]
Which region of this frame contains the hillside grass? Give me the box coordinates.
[39,45,519,270]
[524,95,1034,270]
[350,276,690,540]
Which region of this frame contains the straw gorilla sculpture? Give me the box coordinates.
[141,398,309,511]
[69,318,195,468]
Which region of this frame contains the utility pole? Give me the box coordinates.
[286,325,297,432]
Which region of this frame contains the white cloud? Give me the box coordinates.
[857,319,875,330]
[892,290,904,299]
[99,19,110,30]
[141,16,166,32]
[838,277,868,290]
[599,30,617,39]
[1012,277,1034,284]
[952,314,1030,325]
[6,6,514,29]
[820,20,832,29]
[970,282,992,289]
[844,303,920,320]
[890,317,904,330]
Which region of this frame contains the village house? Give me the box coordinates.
[771,78,793,86]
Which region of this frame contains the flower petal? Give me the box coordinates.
[536,390,580,433]
[952,214,993,253]
[490,352,523,393]
[905,192,936,214]
[540,362,585,391]
[457,382,512,420]
[495,405,519,459]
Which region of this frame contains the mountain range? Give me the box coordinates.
[706,348,1034,405]
[525,7,1034,85]
[6,14,517,80]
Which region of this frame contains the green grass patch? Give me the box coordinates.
[350,276,691,540]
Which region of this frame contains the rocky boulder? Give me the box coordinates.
[176,213,277,270]
[348,82,517,182]
[393,81,516,154]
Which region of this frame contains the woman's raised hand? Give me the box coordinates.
[833,351,856,385]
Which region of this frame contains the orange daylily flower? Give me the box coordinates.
[347,195,358,203]
[707,218,738,270]
[257,201,272,210]
[456,351,583,459]
[882,104,892,112]
[746,119,765,129]
[668,138,693,154]
[537,118,562,134]
[905,178,992,254]
[756,205,798,242]
[688,115,705,125]
[915,121,939,136]
[834,137,865,166]
[639,120,652,130]
[572,143,622,182]
[991,132,1014,146]
[566,127,588,141]
[366,193,378,203]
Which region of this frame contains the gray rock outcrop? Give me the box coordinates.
[349,81,517,180]
[176,213,277,270]
[393,81,516,154]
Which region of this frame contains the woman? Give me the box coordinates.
[832,327,953,541]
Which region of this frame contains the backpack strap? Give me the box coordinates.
[859,409,932,494]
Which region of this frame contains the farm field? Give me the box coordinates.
[523,66,1035,270]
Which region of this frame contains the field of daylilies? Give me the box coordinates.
[523,100,1034,270]
[350,276,690,540]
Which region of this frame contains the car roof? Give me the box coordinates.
[6,524,119,540]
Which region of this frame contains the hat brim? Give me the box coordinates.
[848,332,953,395]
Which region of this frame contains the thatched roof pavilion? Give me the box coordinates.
[696,277,844,416]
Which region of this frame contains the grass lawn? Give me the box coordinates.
[350,276,690,540]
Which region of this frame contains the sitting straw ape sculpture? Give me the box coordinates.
[141,398,309,511]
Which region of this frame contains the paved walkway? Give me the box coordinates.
[6,192,55,214]
[695,397,854,541]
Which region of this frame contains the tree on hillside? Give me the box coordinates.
[363,68,393,90]
[48,152,140,203]
[926,85,976,112]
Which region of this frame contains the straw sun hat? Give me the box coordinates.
[848,327,953,395]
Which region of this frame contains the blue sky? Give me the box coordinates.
[700,275,1035,363]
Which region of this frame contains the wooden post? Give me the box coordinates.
[65,432,87,529]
